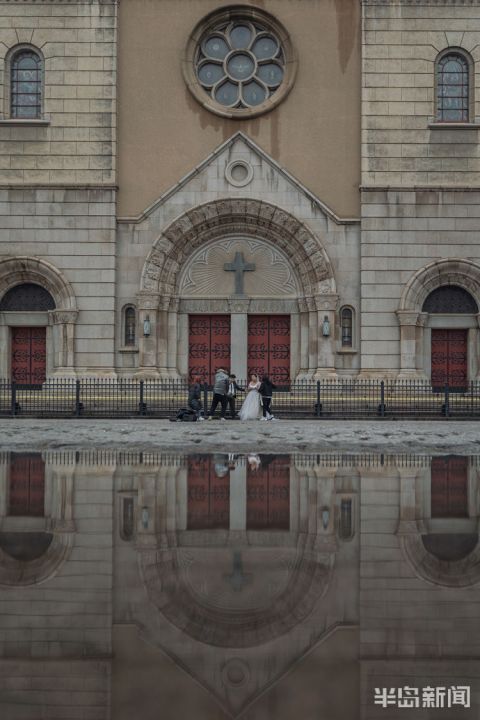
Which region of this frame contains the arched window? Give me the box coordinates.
[0,283,55,312]
[340,306,353,347]
[436,51,471,123]
[10,48,43,119]
[338,498,354,541]
[422,285,478,314]
[124,306,136,346]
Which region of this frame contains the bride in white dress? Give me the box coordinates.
[239,373,261,421]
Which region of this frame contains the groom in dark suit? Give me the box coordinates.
[226,374,243,419]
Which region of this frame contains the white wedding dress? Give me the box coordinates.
[239,382,261,421]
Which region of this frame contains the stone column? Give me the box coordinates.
[157,296,170,377]
[396,466,423,535]
[396,310,420,379]
[229,462,246,531]
[306,296,317,376]
[297,298,310,378]
[229,299,250,380]
[50,310,78,378]
[166,297,180,378]
[136,292,160,378]
[314,294,338,380]
[415,312,428,380]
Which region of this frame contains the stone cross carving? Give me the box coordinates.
[223,550,252,592]
[224,251,255,297]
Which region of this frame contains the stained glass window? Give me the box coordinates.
[124,306,136,346]
[11,49,42,119]
[437,52,470,122]
[196,20,285,109]
[340,307,353,347]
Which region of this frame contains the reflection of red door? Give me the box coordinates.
[247,456,290,530]
[247,316,290,384]
[9,453,45,516]
[188,315,231,384]
[431,329,468,390]
[11,327,46,385]
[187,455,230,529]
[431,456,468,518]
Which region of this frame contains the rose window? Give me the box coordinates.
[196,21,285,109]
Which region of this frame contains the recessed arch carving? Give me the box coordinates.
[401,533,480,588]
[138,542,334,647]
[140,199,336,301]
[0,257,77,311]
[399,258,480,314]
[0,531,74,587]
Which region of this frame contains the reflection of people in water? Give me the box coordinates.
[247,453,261,471]
[213,454,229,478]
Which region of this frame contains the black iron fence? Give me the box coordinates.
[1,378,480,419]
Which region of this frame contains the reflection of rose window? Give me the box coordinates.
[196,21,285,109]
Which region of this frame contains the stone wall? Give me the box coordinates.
[361,0,480,376]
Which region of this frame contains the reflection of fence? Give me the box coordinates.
[1,378,480,419]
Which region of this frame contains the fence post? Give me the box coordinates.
[10,381,16,417]
[139,380,145,416]
[316,381,321,417]
[380,380,385,417]
[75,379,81,417]
[444,383,450,418]
[203,382,208,417]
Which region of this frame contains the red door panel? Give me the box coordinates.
[431,456,468,518]
[247,316,290,384]
[9,453,45,517]
[11,327,46,385]
[188,315,230,385]
[187,455,230,529]
[247,456,290,530]
[431,329,467,390]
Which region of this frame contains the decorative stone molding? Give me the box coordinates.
[228,298,250,313]
[225,160,253,188]
[50,310,78,325]
[396,310,420,327]
[0,256,77,311]
[141,199,336,301]
[178,297,299,314]
[0,533,74,587]
[314,294,339,312]
[136,292,161,311]
[400,259,480,314]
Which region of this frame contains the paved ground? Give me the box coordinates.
[1,418,480,454]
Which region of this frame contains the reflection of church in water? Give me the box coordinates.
[0,451,479,719]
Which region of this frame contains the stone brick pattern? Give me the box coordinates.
[0,0,116,184]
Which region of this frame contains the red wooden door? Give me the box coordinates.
[187,455,230,529]
[431,456,468,518]
[9,453,45,516]
[188,315,231,384]
[247,316,290,384]
[247,456,290,530]
[11,327,46,385]
[431,329,468,390]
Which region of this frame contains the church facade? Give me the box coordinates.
[1,0,480,386]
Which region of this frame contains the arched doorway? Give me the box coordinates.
[0,283,55,385]
[137,199,338,380]
[0,257,78,381]
[423,285,478,390]
[397,259,480,384]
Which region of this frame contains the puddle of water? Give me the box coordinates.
[0,450,478,719]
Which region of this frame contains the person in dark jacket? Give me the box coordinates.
[226,374,244,419]
[188,376,204,420]
[208,368,229,420]
[259,375,277,420]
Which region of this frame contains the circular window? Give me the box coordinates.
[183,7,297,119]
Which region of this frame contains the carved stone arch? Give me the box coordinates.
[0,256,77,311]
[399,258,480,313]
[140,198,336,298]
[400,534,480,588]
[0,532,74,587]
